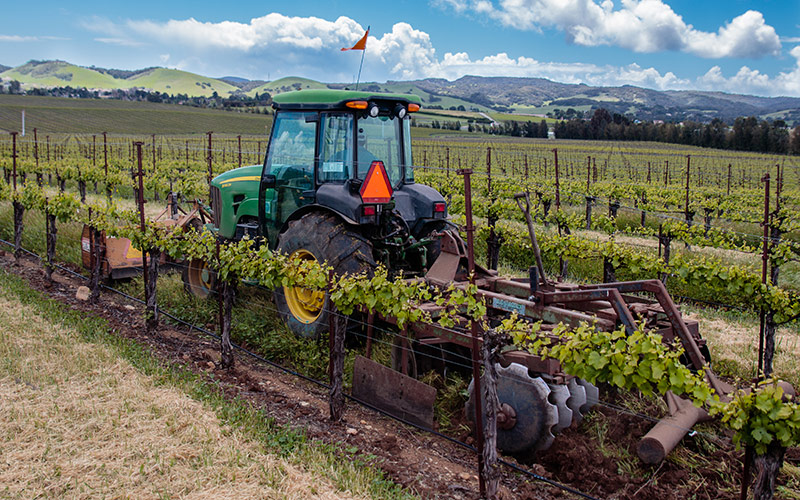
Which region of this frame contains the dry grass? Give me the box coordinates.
[684,305,800,387]
[0,293,364,500]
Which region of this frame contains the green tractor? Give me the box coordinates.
[185,89,448,338]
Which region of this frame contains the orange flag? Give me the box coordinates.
[341,29,369,51]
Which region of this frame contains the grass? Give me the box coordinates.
[0,95,274,135]
[0,266,415,500]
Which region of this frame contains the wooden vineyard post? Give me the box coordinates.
[480,329,504,499]
[664,159,669,187]
[684,155,693,225]
[748,173,787,500]
[135,142,158,332]
[237,135,242,168]
[458,167,486,498]
[103,132,111,203]
[206,132,214,205]
[727,163,732,196]
[553,148,560,209]
[34,128,42,186]
[328,271,346,421]
[151,134,159,201]
[524,153,529,180]
[88,209,103,303]
[763,164,782,379]
[217,238,235,370]
[486,147,501,271]
[92,134,98,194]
[758,173,770,378]
[44,199,57,283]
[11,132,24,264]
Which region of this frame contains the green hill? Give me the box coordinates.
[126,68,239,97]
[1,61,240,98]
[2,60,120,89]
[247,77,328,97]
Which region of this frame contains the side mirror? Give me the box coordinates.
[262,174,277,189]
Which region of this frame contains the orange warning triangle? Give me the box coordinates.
[360,161,393,203]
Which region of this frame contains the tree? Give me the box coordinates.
[790,126,800,155]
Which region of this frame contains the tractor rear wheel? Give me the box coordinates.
[181,217,216,298]
[183,258,216,298]
[274,212,375,339]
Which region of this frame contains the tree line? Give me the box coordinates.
[554,108,800,155]
[0,81,273,113]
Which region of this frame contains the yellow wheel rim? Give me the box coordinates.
[284,249,325,324]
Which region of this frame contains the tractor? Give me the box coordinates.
[186,89,739,462]
[185,89,446,339]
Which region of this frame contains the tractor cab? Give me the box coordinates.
[258,90,446,252]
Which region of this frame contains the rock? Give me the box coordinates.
[458,472,472,481]
[124,305,135,311]
[346,428,358,436]
[75,286,91,301]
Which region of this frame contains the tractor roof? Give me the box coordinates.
[272,89,422,110]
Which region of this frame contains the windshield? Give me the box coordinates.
[356,115,403,186]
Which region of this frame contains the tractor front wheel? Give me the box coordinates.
[274,213,375,339]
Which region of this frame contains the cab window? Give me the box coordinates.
[318,113,353,183]
[266,111,317,181]
[357,115,402,186]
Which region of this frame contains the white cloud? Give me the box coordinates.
[438,0,781,59]
[78,14,800,96]
[0,35,42,42]
[94,37,145,47]
[697,45,800,96]
[124,14,363,52]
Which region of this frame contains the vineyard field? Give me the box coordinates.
[0,95,274,135]
[3,125,800,498]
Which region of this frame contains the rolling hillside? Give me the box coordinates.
[2,60,798,124]
[1,61,239,98]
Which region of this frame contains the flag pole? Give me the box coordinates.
[355,26,369,91]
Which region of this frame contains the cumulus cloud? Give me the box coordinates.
[79,14,800,97]
[697,45,800,96]
[437,0,781,59]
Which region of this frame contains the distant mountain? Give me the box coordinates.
[394,75,800,123]
[2,60,798,124]
[0,64,9,73]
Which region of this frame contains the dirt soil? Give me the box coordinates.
[1,252,792,500]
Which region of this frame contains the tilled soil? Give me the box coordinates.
[0,252,782,500]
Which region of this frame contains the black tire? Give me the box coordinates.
[182,258,217,298]
[181,217,217,298]
[274,212,375,339]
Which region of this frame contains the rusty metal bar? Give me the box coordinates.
[459,167,486,498]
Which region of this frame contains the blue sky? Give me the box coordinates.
[1,0,799,96]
